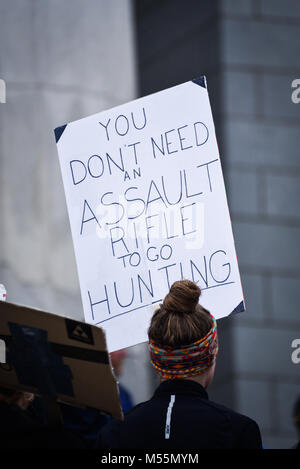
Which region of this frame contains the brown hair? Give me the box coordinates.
[148,280,213,347]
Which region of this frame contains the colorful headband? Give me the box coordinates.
[149,314,218,379]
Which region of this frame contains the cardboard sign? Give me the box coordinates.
[0,301,122,419]
[55,77,245,352]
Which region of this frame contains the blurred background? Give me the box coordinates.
[0,0,299,449]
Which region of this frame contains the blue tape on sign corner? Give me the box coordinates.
[7,322,74,397]
[229,301,245,316]
[192,76,207,88]
[54,124,67,143]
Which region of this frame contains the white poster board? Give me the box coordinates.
[55,77,245,352]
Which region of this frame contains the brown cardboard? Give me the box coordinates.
[0,301,123,420]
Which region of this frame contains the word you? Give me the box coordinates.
[291,79,300,104]
[291,339,300,364]
[0,79,6,103]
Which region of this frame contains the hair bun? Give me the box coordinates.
[162,280,201,314]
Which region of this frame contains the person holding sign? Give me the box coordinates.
[100,280,262,449]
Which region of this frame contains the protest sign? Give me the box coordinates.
[0,301,122,419]
[55,77,245,352]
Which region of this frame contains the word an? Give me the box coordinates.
[0,79,6,103]
[291,79,300,104]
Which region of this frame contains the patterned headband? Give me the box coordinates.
[149,314,218,379]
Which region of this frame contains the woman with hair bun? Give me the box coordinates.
[100,280,262,449]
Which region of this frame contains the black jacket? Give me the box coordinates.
[0,401,86,449]
[100,379,262,449]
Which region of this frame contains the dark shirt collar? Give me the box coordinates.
[152,379,209,400]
